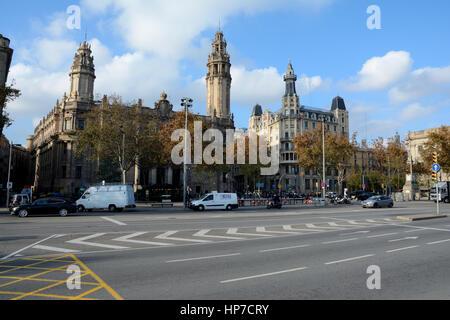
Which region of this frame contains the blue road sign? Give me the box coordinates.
[432,164,440,172]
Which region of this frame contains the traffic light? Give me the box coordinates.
[432,152,438,164]
[432,171,437,182]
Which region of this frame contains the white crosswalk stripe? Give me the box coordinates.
[67,233,129,249]
[112,232,172,246]
[227,228,273,237]
[14,218,402,255]
[193,229,245,240]
[283,225,322,233]
[32,245,80,253]
[255,227,298,235]
[306,223,346,230]
[155,231,212,243]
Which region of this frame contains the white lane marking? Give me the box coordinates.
[155,231,212,243]
[226,228,273,237]
[221,266,308,283]
[340,231,370,236]
[305,223,345,230]
[325,254,374,265]
[391,224,450,233]
[327,222,358,228]
[256,227,298,235]
[259,244,310,253]
[367,232,398,238]
[322,238,359,245]
[166,253,241,263]
[32,245,80,253]
[1,234,58,260]
[389,237,418,243]
[386,246,419,253]
[112,232,172,246]
[67,233,129,249]
[283,225,322,232]
[427,239,450,245]
[404,229,423,233]
[346,220,383,226]
[193,229,244,240]
[101,217,127,226]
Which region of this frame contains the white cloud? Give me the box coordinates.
[399,103,434,122]
[230,66,283,106]
[8,0,336,144]
[7,63,68,120]
[389,66,450,104]
[342,51,413,91]
[298,74,331,94]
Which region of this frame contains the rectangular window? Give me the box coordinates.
[78,120,85,130]
[305,179,310,190]
[64,119,71,130]
[62,166,67,179]
[75,166,82,179]
[312,122,316,129]
[304,121,308,128]
[334,126,337,132]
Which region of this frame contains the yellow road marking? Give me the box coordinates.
[0,275,99,286]
[0,290,98,300]
[71,255,123,300]
[0,254,72,275]
[0,254,122,300]
[0,263,77,288]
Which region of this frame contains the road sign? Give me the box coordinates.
[362,183,366,190]
[321,182,326,188]
[432,164,440,172]
[7,182,13,190]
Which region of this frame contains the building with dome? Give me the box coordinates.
[248,61,350,194]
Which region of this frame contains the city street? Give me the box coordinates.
[1,201,449,300]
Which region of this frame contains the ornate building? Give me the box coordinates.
[28,30,235,198]
[206,30,232,119]
[28,42,98,195]
[248,61,349,194]
[0,34,13,86]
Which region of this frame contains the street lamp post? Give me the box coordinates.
[120,127,126,185]
[407,133,415,201]
[181,98,193,209]
[322,118,326,200]
[5,142,21,208]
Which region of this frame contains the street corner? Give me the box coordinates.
[0,254,123,300]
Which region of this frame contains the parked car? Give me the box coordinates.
[190,192,239,211]
[10,198,77,218]
[350,190,364,200]
[8,194,31,210]
[76,185,136,212]
[362,196,394,208]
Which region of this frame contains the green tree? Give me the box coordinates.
[0,84,21,137]
[420,126,450,173]
[75,96,157,183]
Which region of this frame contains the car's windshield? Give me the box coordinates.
[368,196,379,201]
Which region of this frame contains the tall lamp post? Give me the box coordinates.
[119,126,126,185]
[181,98,193,208]
[322,118,326,200]
[5,142,21,208]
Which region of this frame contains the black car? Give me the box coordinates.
[10,198,77,218]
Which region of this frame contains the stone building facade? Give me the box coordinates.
[28,31,235,198]
[248,61,350,194]
[403,127,450,198]
[0,34,13,86]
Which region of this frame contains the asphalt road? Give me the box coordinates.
[1,201,449,300]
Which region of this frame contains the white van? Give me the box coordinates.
[76,185,136,212]
[189,192,239,211]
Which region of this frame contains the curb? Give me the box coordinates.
[396,214,448,222]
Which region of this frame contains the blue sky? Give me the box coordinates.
[2,0,449,146]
